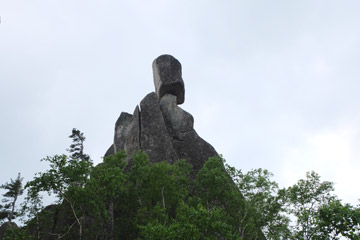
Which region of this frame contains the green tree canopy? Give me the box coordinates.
[4,130,360,240]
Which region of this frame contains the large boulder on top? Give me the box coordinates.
[152,54,185,105]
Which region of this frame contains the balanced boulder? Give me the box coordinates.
[152,54,185,105]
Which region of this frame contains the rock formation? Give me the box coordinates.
[105,54,217,174]
[22,55,267,240]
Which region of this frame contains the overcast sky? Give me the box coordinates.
[1,0,359,206]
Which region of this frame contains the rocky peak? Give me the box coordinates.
[105,54,217,173]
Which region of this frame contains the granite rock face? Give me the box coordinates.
[105,54,217,174]
[104,112,133,157]
[114,112,133,153]
[159,93,217,173]
[139,92,178,164]
[153,54,185,104]
[124,106,141,156]
[159,94,194,136]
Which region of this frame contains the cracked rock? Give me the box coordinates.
[139,92,178,163]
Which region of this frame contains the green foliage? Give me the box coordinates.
[24,153,93,239]
[85,151,128,238]
[123,152,192,238]
[174,200,238,240]
[2,226,34,240]
[0,173,24,223]
[138,201,238,240]
[11,129,360,240]
[0,207,7,222]
[19,192,43,240]
[195,156,236,208]
[67,128,89,162]
[318,200,360,239]
[25,154,92,200]
[195,156,268,239]
[24,129,93,239]
[88,151,127,206]
[226,167,291,239]
[285,171,336,240]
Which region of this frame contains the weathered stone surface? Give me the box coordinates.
[114,112,133,152]
[140,92,178,163]
[159,93,217,174]
[104,144,114,157]
[153,54,185,104]
[159,94,194,138]
[173,130,218,174]
[124,106,141,157]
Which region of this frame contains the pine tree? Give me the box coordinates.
[0,173,24,223]
[67,128,89,162]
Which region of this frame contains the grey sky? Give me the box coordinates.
[1,0,360,205]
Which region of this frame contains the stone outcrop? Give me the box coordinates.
[114,112,133,153]
[124,106,141,156]
[105,54,217,174]
[153,54,185,104]
[139,92,178,164]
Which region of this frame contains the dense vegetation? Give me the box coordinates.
[0,129,359,239]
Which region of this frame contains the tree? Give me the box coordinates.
[0,173,24,223]
[85,151,128,239]
[130,153,237,240]
[20,188,44,240]
[25,129,92,239]
[194,156,264,239]
[285,171,337,240]
[138,200,238,240]
[15,126,360,239]
[67,128,89,162]
[124,151,191,238]
[0,204,7,222]
[318,200,360,239]
[226,167,291,239]
[25,154,92,239]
